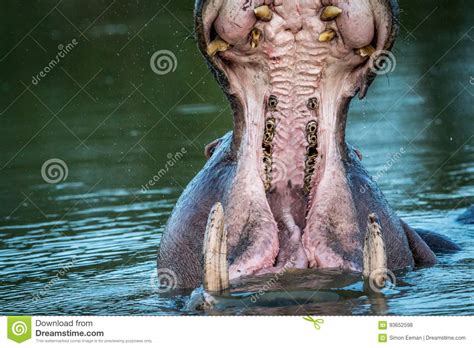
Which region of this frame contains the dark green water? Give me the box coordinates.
[0,0,473,315]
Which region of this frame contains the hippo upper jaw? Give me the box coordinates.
[192,0,402,278]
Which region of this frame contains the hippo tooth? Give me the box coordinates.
[203,202,229,292]
[251,28,262,49]
[357,45,376,57]
[320,6,343,21]
[254,5,273,21]
[206,38,230,57]
[318,29,336,42]
[363,213,388,289]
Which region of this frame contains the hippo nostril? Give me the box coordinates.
[307,97,319,110]
[268,95,278,109]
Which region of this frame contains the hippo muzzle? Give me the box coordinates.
[157,0,449,290]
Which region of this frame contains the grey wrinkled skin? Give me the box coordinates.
[157,0,458,289]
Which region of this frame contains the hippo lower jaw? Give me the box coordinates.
[157,0,445,289]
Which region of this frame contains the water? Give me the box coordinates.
[0,0,473,316]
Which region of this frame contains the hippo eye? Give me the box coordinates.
[268,95,278,109]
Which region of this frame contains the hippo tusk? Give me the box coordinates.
[254,5,273,22]
[250,28,262,49]
[363,213,388,288]
[318,29,336,42]
[320,6,342,21]
[356,45,376,58]
[203,202,229,292]
[207,38,230,57]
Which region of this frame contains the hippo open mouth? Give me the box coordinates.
[157,0,457,290]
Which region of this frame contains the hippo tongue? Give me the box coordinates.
[195,0,398,279]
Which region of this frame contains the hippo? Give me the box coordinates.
[157,0,458,292]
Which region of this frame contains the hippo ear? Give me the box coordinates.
[358,0,399,99]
